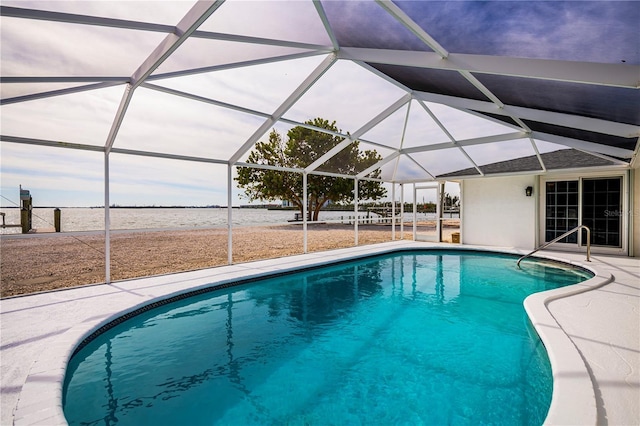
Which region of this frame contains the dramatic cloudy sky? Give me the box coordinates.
[3,0,630,208]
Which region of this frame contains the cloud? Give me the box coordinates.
[0,143,104,206]
[286,60,408,133]
[2,85,124,145]
[154,55,327,118]
[395,1,639,63]
[114,86,268,160]
[199,0,330,45]
[1,0,574,210]
[464,139,536,167]
[109,153,225,205]
[410,148,475,177]
[321,0,431,51]
[0,143,235,207]
[0,16,166,77]
[427,103,516,141]
[1,1,196,25]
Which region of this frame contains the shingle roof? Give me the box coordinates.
[437,149,616,179]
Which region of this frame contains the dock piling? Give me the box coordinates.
[54,208,61,232]
[19,186,33,233]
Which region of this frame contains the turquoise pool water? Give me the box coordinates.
[63,250,592,425]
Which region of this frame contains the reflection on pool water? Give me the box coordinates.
[63,250,593,425]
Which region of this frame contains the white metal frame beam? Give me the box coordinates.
[570,148,630,167]
[125,82,397,160]
[147,51,328,81]
[0,135,230,164]
[142,82,411,151]
[338,48,640,89]
[374,0,448,58]
[1,76,126,83]
[374,0,531,147]
[357,152,400,179]
[0,5,174,32]
[104,0,225,153]
[1,40,328,107]
[529,132,635,158]
[414,91,640,139]
[371,0,637,169]
[304,93,411,172]
[190,30,332,51]
[2,1,636,193]
[313,0,339,51]
[0,134,392,185]
[0,6,333,52]
[228,53,337,164]
[416,100,484,176]
[405,154,436,181]
[529,137,547,172]
[304,137,353,173]
[142,83,272,119]
[0,135,105,152]
[1,82,124,105]
[401,132,529,155]
[130,1,225,89]
[1,130,631,185]
[104,85,133,153]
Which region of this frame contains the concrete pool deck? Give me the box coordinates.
[1,241,638,425]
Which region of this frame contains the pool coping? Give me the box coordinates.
[8,242,612,425]
[522,255,612,426]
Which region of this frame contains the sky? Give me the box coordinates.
[2,0,624,208]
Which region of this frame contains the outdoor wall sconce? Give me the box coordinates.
[525,186,533,197]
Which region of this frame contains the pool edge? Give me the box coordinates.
[524,261,611,426]
[13,242,605,426]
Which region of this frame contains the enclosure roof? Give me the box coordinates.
[1,0,639,192]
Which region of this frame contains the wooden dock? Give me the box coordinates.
[0,212,21,229]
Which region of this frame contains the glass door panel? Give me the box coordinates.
[582,177,622,247]
[544,180,579,243]
[414,186,439,242]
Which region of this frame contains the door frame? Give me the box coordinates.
[413,183,441,242]
[539,170,629,256]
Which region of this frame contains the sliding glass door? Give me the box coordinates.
[542,175,625,252]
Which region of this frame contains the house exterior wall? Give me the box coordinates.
[460,170,637,256]
[461,175,537,250]
[633,169,639,257]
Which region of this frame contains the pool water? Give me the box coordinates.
[63,250,592,425]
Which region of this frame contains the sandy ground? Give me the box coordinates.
[0,222,459,298]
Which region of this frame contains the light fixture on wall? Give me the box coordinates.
[525,186,533,197]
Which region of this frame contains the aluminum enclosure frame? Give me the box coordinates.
[1,0,638,284]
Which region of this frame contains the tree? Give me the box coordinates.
[236,118,386,221]
[443,192,460,209]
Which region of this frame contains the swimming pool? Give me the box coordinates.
[63,250,593,425]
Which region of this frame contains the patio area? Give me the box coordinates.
[1,241,638,425]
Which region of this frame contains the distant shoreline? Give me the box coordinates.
[0,205,435,214]
[1,205,236,209]
[0,206,356,210]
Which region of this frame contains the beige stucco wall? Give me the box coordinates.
[633,169,639,257]
[461,170,638,256]
[461,175,537,250]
